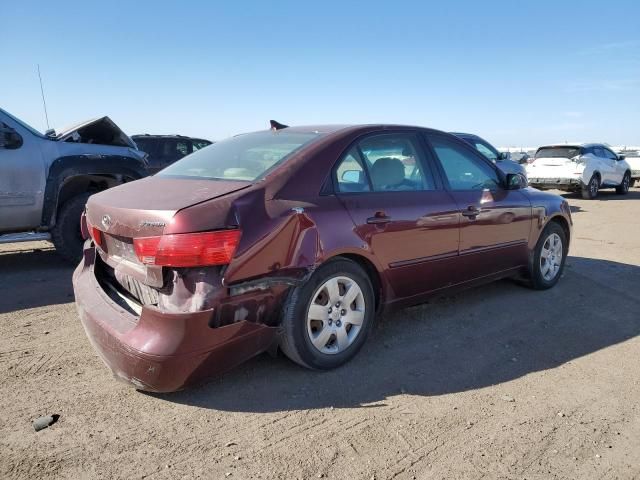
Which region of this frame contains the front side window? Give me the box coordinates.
[593,147,606,158]
[159,130,323,181]
[473,141,499,162]
[429,135,500,191]
[602,148,618,160]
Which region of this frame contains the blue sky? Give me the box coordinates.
[3,0,639,147]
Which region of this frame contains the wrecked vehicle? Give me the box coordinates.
[0,108,148,261]
[526,143,632,199]
[74,123,572,392]
[131,134,213,174]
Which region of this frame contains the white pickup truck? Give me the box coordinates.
[526,143,632,199]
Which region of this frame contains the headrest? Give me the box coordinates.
[370,157,405,190]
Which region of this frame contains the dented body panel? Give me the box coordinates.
[75,124,573,391]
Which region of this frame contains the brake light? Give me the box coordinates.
[133,230,241,267]
[90,226,104,248]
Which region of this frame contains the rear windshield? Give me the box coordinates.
[535,146,582,159]
[158,130,323,181]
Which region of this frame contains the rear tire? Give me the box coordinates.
[616,172,631,195]
[279,258,375,370]
[581,174,599,199]
[51,192,92,264]
[527,222,567,290]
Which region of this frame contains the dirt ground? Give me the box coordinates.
[1,188,639,480]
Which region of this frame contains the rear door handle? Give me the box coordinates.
[461,206,481,218]
[367,215,392,224]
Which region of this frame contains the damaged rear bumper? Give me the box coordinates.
[72,248,278,392]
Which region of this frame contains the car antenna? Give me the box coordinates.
[37,64,51,130]
[270,120,289,131]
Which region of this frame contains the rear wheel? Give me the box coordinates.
[581,174,599,199]
[279,259,375,370]
[528,222,567,290]
[51,192,92,264]
[616,172,631,195]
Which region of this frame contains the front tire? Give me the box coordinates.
[51,192,92,264]
[279,258,375,370]
[616,172,631,195]
[581,174,599,199]
[528,222,567,290]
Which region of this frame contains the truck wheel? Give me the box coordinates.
[51,192,92,264]
[581,174,599,200]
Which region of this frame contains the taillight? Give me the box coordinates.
[90,225,104,248]
[133,230,241,267]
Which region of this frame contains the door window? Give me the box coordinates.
[602,148,618,160]
[593,147,606,158]
[473,141,499,162]
[336,148,370,192]
[429,136,501,191]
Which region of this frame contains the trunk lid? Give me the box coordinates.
[85,177,250,289]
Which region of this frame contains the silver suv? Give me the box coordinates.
[0,108,148,261]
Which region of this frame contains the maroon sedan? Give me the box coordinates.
[74,124,572,392]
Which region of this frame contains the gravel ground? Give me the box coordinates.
[1,188,639,480]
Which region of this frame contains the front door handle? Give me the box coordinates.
[461,206,481,218]
[367,213,392,224]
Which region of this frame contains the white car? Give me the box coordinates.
[526,143,632,199]
[617,150,640,186]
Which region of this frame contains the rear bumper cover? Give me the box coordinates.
[73,248,277,392]
[528,177,583,190]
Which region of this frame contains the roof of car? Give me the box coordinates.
[131,134,212,142]
[537,143,609,149]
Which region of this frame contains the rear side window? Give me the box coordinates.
[192,140,212,151]
[334,134,435,193]
[159,130,323,181]
[133,137,157,155]
[336,148,371,192]
[429,135,500,191]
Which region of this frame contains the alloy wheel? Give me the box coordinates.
[306,276,365,354]
[540,233,563,281]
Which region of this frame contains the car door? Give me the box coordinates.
[0,117,47,232]
[602,147,625,184]
[334,132,461,301]
[425,132,532,281]
[592,146,615,184]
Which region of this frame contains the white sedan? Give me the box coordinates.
[526,143,632,199]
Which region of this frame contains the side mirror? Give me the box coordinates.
[0,126,23,150]
[618,154,625,161]
[506,173,527,190]
[341,170,363,183]
[498,152,510,161]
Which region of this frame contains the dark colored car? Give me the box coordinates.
[74,124,572,392]
[132,134,212,173]
[451,132,528,176]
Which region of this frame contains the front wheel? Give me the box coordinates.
[51,192,92,264]
[279,259,375,370]
[616,172,631,195]
[528,222,567,290]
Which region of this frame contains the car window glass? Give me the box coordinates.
[358,134,433,191]
[594,147,606,158]
[474,141,498,161]
[192,140,211,151]
[335,148,371,193]
[603,148,617,160]
[430,136,500,191]
[176,141,189,156]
